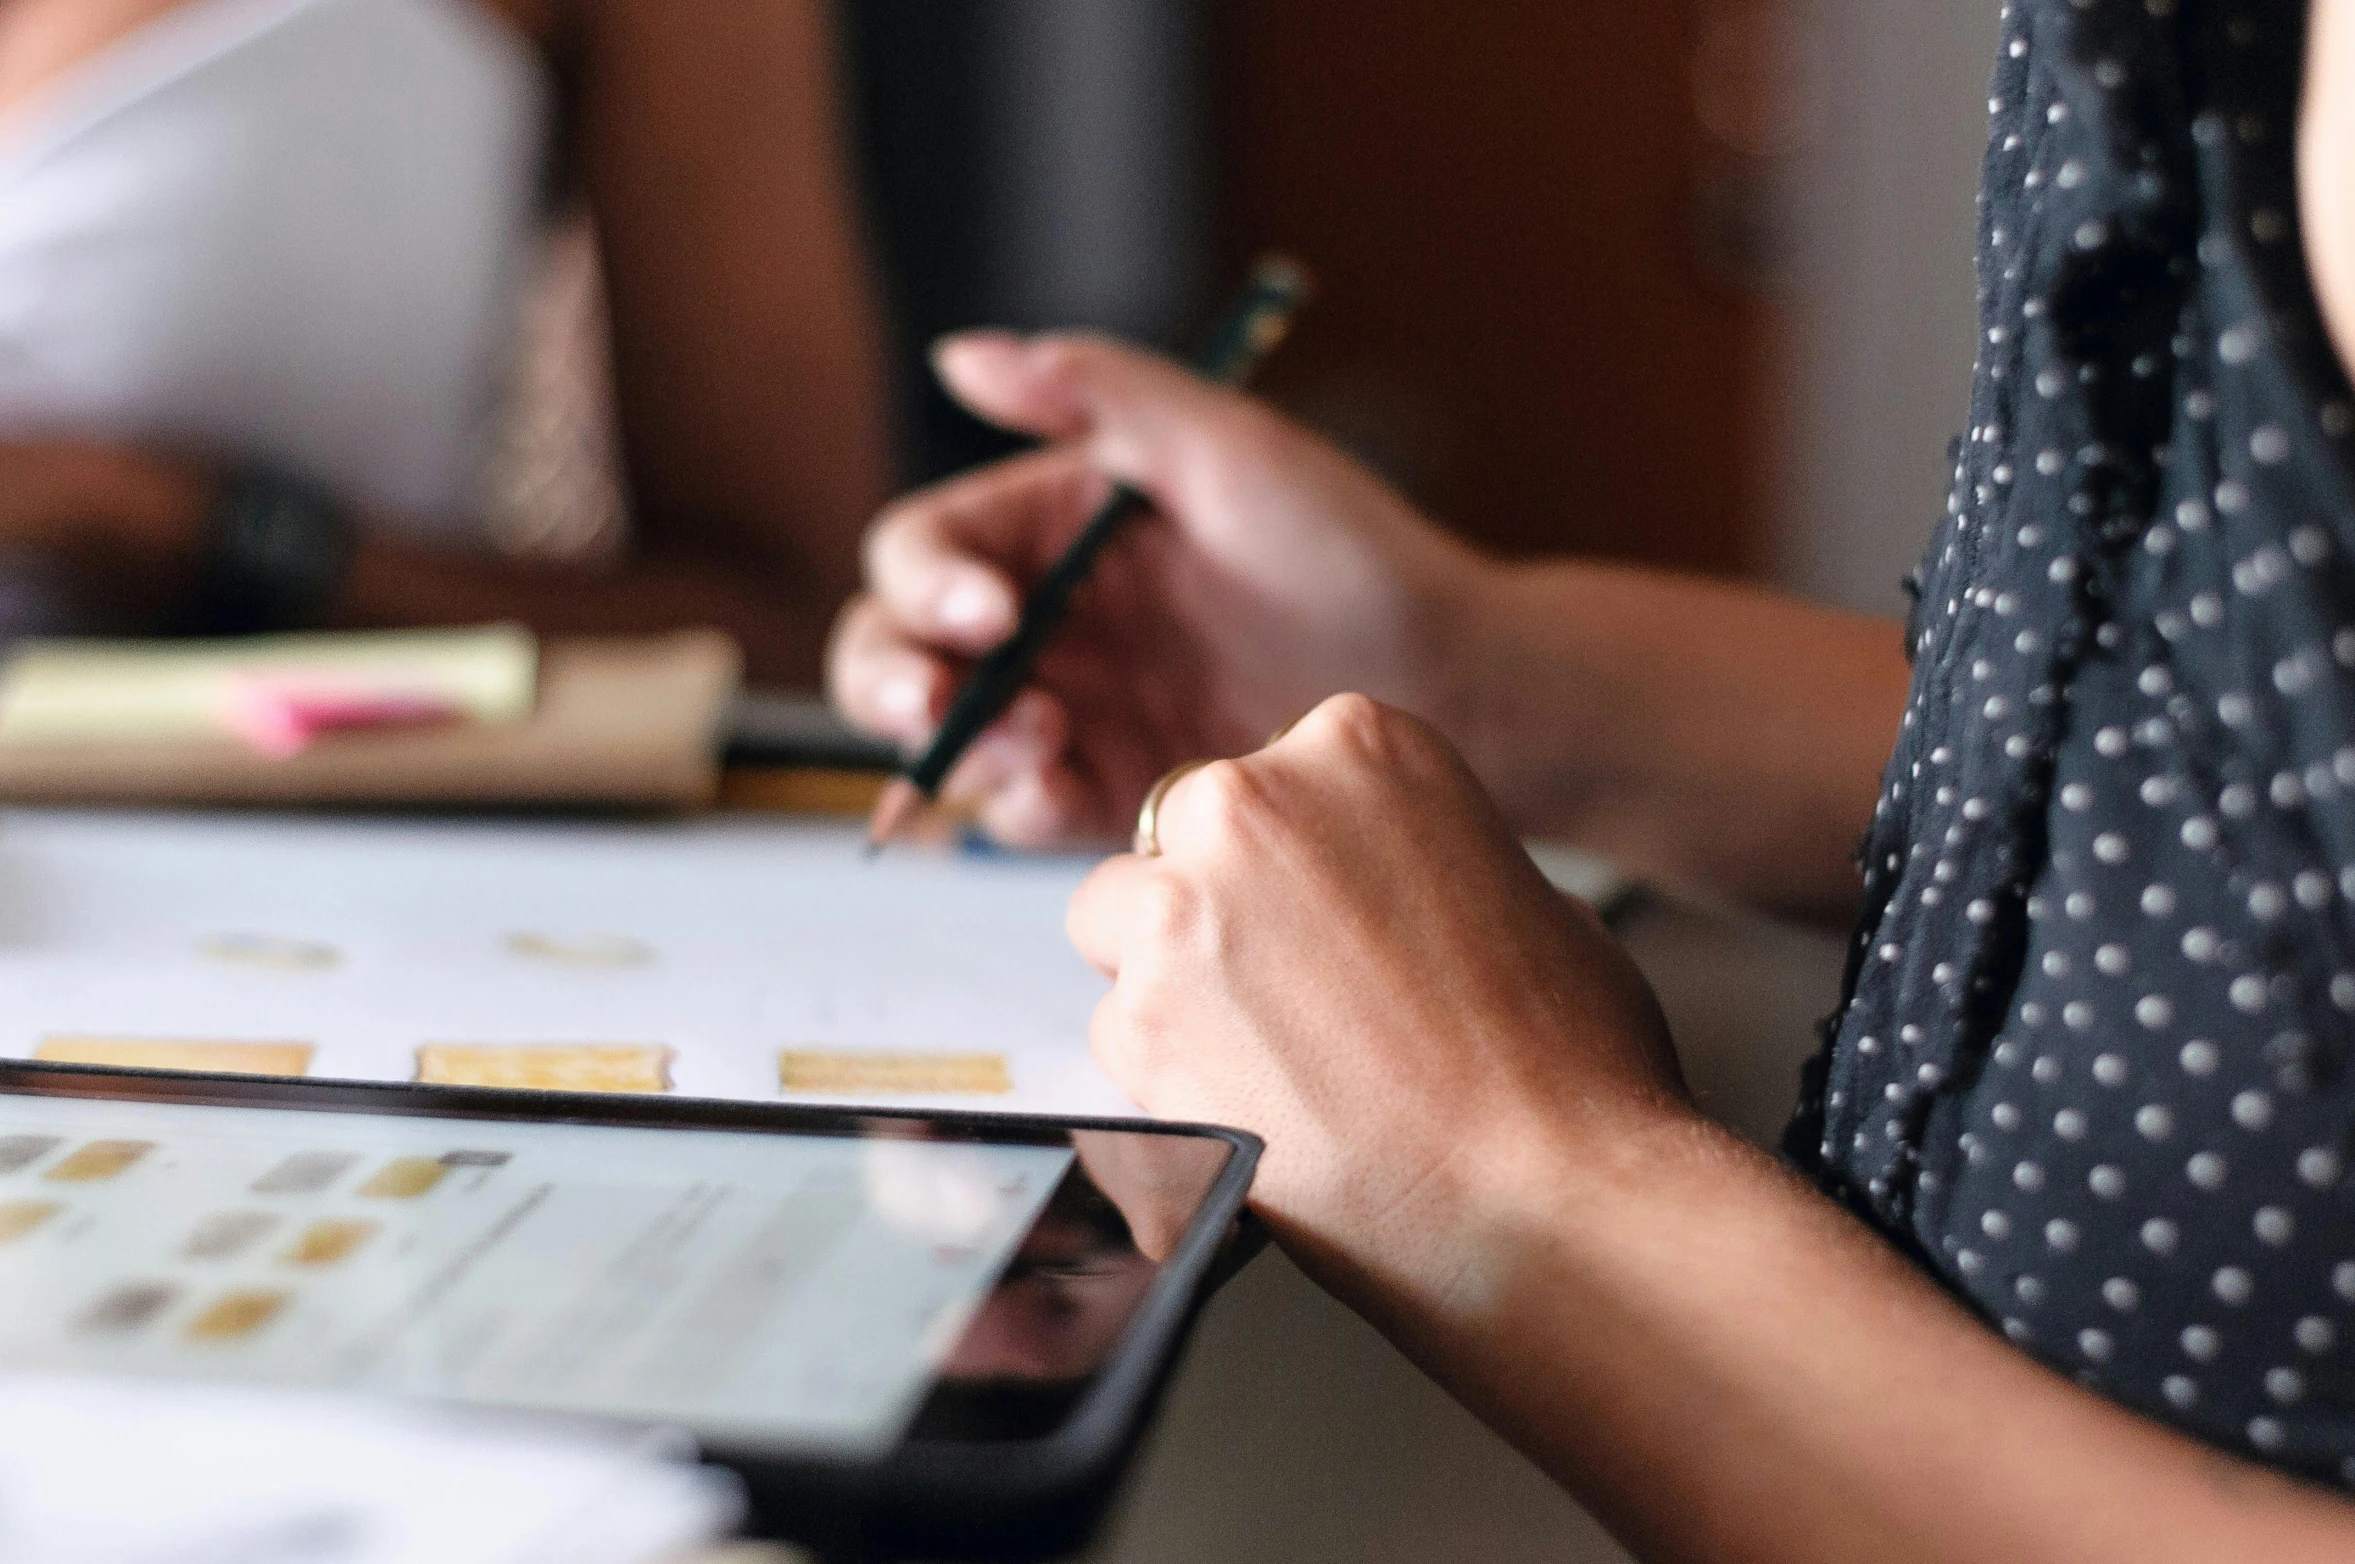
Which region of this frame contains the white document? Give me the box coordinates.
[0,809,1133,1116]
[0,1371,740,1564]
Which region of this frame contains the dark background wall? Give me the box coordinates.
[843,1,1786,576]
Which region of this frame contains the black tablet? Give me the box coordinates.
[0,1063,1261,1561]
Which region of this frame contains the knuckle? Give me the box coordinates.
[1185,757,1274,839]
[1138,871,1202,945]
[1306,693,1445,773]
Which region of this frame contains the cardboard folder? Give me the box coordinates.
[0,630,741,809]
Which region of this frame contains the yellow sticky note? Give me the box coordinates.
[185,1289,289,1342]
[44,1140,153,1183]
[355,1158,448,1200]
[779,1051,1013,1097]
[0,1201,60,1244]
[0,625,537,746]
[281,1219,378,1268]
[37,1038,315,1077]
[416,1044,673,1094]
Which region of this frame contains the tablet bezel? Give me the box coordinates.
[0,1061,1263,1561]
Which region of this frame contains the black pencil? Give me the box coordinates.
[865,256,1313,854]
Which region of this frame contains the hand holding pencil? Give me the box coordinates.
[828,263,1493,851]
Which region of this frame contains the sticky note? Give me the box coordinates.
[183,1211,278,1262]
[416,1044,673,1093]
[0,1201,60,1244]
[779,1051,1014,1097]
[355,1158,448,1200]
[281,1219,378,1268]
[43,1140,153,1183]
[185,1290,289,1342]
[36,1038,315,1077]
[0,625,536,747]
[251,1151,359,1196]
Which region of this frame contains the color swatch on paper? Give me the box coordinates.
[183,1211,278,1262]
[416,1044,673,1094]
[281,1219,378,1268]
[0,1136,61,1176]
[0,1200,60,1244]
[186,1289,290,1342]
[195,934,341,971]
[251,1152,359,1196]
[779,1051,1013,1097]
[36,1038,315,1077]
[43,1140,153,1183]
[355,1159,447,1200]
[78,1282,179,1334]
[504,931,655,970]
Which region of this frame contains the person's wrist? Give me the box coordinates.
[1313,1077,1713,1327]
[1401,543,1512,756]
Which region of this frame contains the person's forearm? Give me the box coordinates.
[1436,562,1908,925]
[335,538,845,688]
[1317,1110,2355,1564]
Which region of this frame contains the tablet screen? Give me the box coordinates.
[0,1087,1219,1456]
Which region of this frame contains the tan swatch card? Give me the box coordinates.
[779,1050,1014,1097]
[36,1037,315,1077]
[416,1044,673,1094]
[43,1139,154,1183]
[186,1289,290,1342]
[355,1158,448,1200]
[0,1200,60,1244]
[281,1219,378,1268]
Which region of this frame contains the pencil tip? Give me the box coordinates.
[864,779,923,858]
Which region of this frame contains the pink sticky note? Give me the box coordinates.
[218,676,463,759]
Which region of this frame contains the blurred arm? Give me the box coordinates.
[1442,561,1909,926]
[562,0,894,681]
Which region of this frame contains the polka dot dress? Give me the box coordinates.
[1786,0,2355,1484]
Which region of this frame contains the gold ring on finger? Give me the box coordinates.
[1134,760,1213,858]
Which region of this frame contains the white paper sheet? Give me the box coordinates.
[0,809,1134,1117]
[0,1372,740,1564]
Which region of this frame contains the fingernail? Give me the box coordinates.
[937,576,1004,634]
[878,677,927,722]
[932,330,1024,379]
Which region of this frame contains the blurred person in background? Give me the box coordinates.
[835,0,2355,1556]
[0,0,889,684]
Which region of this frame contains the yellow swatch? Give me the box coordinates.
[0,1200,60,1244]
[780,1050,1013,1097]
[37,1038,315,1077]
[195,935,341,972]
[504,932,654,970]
[416,1044,673,1094]
[185,1289,290,1342]
[44,1140,153,1183]
[355,1158,448,1200]
[281,1219,378,1268]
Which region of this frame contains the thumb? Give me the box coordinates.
[933,330,1252,500]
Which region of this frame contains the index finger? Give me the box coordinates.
[864,449,1109,655]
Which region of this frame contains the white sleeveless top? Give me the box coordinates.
[0,0,552,538]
